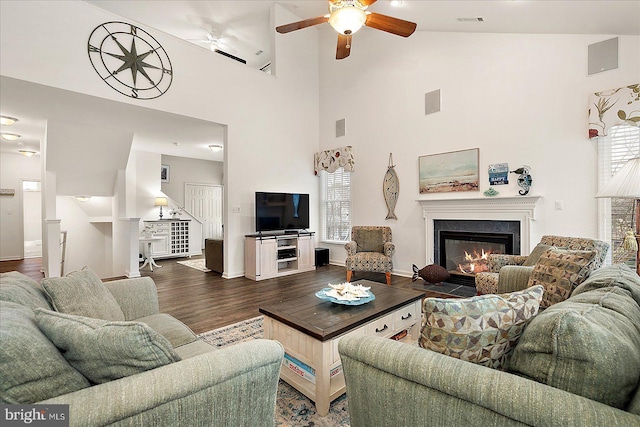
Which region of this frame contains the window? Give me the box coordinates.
[319,167,351,242]
[598,124,639,266]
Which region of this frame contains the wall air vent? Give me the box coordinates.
[457,17,484,22]
[214,49,247,64]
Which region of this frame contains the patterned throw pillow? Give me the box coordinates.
[522,244,555,266]
[420,285,543,369]
[527,248,597,308]
[35,309,181,384]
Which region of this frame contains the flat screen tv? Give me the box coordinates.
[255,192,310,233]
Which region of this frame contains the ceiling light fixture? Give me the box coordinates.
[0,116,18,126]
[390,0,403,6]
[1,133,21,141]
[75,196,91,202]
[328,6,367,35]
[209,144,223,152]
[18,150,37,157]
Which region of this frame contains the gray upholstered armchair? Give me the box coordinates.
[475,235,610,295]
[345,226,394,285]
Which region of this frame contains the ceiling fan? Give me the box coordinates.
[276,0,416,59]
[188,27,238,55]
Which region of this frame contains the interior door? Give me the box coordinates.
[184,184,223,247]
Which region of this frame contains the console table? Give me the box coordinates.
[143,220,191,259]
[245,232,315,280]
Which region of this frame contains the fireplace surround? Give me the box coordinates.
[418,196,542,286]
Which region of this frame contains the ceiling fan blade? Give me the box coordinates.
[276,16,329,34]
[365,12,416,37]
[336,34,352,60]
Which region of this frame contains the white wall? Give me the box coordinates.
[318,31,639,275]
[57,196,113,277]
[0,153,41,260]
[160,155,223,207]
[0,1,320,278]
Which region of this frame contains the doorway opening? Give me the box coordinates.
[22,180,42,258]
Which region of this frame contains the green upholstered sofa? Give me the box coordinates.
[339,264,640,426]
[1,270,284,426]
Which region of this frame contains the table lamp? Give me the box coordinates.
[596,157,640,275]
[155,197,168,219]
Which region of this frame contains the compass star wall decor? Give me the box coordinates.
[88,21,173,99]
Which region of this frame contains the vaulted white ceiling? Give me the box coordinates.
[86,0,640,70]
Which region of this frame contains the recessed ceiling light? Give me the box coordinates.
[75,196,91,202]
[18,150,37,157]
[209,144,223,152]
[1,133,21,141]
[0,116,18,126]
[390,0,403,6]
[173,142,181,146]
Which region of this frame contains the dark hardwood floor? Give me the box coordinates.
[1,256,459,335]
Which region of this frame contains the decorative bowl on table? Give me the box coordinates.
[315,282,375,306]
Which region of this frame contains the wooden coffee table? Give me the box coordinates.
[259,280,424,416]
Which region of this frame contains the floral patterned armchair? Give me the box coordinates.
[345,226,394,285]
[475,235,610,295]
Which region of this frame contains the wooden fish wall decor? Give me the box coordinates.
[383,153,399,220]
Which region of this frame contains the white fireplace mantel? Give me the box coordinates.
[417,196,542,265]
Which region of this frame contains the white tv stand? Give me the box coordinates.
[245,231,315,281]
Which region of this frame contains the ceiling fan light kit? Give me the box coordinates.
[276,0,416,60]
[328,6,367,35]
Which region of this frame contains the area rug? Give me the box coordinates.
[176,258,210,272]
[198,316,350,427]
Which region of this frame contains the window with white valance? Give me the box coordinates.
[316,146,354,243]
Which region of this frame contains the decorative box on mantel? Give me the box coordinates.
[417,196,542,265]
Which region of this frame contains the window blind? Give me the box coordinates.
[598,125,640,265]
[319,167,351,242]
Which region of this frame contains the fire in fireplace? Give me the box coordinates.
[439,231,514,286]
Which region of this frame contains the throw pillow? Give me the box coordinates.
[35,309,181,384]
[0,271,51,311]
[508,285,640,410]
[419,285,543,369]
[522,244,555,266]
[41,267,125,321]
[355,229,384,253]
[527,248,597,308]
[0,302,90,404]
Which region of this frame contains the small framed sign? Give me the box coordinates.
[488,163,509,185]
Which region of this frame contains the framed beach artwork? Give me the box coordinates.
[161,164,170,183]
[419,148,479,194]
